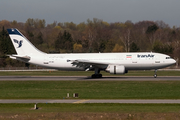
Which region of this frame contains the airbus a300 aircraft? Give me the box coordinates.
[7,28,176,78]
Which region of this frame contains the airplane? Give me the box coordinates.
[7,28,176,78]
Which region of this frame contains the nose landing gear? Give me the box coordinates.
[154,69,157,78]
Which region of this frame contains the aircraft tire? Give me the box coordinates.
[154,74,157,78]
[91,74,102,78]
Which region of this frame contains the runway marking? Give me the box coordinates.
[73,99,89,103]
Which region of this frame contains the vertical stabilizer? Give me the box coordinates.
[7,28,45,56]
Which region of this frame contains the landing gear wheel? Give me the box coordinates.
[91,74,96,78]
[154,74,157,78]
[91,74,102,78]
[98,74,102,78]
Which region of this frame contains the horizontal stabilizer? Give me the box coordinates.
[8,55,31,61]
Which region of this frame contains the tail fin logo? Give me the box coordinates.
[13,39,23,48]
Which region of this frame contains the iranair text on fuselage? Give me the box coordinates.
[137,54,154,58]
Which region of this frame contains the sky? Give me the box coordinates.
[1,0,180,27]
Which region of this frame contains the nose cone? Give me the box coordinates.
[169,58,176,65]
[172,59,176,64]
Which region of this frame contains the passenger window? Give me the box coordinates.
[166,57,171,59]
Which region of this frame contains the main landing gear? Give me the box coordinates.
[91,68,102,78]
[154,69,157,78]
[91,74,102,78]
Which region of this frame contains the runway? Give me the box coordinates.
[0,76,180,81]
[1,99,180,104]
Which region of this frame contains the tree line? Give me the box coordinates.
[0,18,179,68]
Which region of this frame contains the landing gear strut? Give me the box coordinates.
[154,69,157,78]
[91,68,102,78]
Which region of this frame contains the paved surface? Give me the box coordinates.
[0,76,180,81]
[1,99,180,104]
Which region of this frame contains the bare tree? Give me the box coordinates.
[121,29,132,52]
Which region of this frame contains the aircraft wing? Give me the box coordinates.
[69,59,109,71]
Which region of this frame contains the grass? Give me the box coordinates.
[0,70,180,76]
[0,103,180,120]
[0,81,180,99]
[0,103,180,113]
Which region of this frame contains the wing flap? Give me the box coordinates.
[68,59,109,71]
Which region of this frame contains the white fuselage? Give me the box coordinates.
[28,52,176,71]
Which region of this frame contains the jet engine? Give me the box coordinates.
[106,65,127,74]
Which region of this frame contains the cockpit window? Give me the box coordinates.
[166,57,172,59]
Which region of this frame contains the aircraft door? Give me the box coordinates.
[155,55,160,63]
[43,54,49,64]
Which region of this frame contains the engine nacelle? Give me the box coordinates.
[106,65,126,74]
